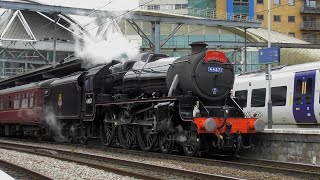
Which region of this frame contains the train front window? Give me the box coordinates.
[251,88,266,107]
[295,79,302,105]
[235,90,248,107]
[271,86,287,106]
[306,78,313,104]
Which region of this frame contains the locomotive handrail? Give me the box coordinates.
[195,96,210,116]
[230,95,247,117]
[95,97,178,106]
[103,59,192,78]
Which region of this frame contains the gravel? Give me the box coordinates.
[0,148,136,180]
[0,139,301,180]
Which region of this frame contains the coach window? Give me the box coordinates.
[306,78,313,104]
[21,93,28,108]
[251,88,266,107]
[7,96,12,109]
[0,97,3,110]
[235,90,248,107]
[295,79,302,105]
[271,86,287,106]
[14,95,20,109]
[29,93,34,108]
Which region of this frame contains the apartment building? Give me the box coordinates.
[139,0,320,44]
[213,0,320,43]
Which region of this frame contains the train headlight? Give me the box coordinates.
[254,119,265,132]
[204,118,216,131]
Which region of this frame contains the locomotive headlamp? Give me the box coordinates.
[204,118,216,131]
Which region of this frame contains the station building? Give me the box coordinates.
[0,0,319,80]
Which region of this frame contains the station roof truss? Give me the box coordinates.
[0,1,261,53]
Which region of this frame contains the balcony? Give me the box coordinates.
[301,6,320,14]
[301,21,320,30]
[303,38,320,44]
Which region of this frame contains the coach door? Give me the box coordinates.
[293,70,317,123]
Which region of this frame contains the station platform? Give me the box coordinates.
[262,128,320,135]
[241,127,320,165]
[0,169,14,180]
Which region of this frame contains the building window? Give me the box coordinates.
[274,15,281,22]
[257,14,264,21]
[257,0,264,4]
[147,5,160,10]
[288,16,295,23]
[175,4,188,9]
[271,86,287,106]
[235,90,248,107]
[288,0,295,6]
[304,0,316,8]
[233,0,250,6]
[251,88,266,107]
[288,32,296,37]
[274,0,280,5]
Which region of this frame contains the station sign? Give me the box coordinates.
[259,47,280,64]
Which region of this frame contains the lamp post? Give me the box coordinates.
[267,0,273,129]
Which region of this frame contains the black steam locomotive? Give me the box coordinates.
[0,42,264,156]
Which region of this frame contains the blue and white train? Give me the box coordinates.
[233,61,320,128]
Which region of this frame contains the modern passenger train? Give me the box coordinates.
[233,61,320,128]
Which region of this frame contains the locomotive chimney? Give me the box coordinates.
[190,42,208,54]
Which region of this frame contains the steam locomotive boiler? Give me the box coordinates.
[0,42,264,156]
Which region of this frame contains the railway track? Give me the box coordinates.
[1,138,320,179]
[0,141,239,180]
[0,158,52,180]
[104,146,320,179]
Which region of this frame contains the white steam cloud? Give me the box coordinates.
[44,107,67,142]
[59,0,141,65]
[73,19,140,64]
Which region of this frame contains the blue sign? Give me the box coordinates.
[259,47,280,64]
[208,67,224,73]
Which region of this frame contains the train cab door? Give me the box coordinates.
[293,70,317,123]
[84,76,94,118]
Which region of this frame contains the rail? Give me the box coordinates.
[0,140,239,180]
[0,158,52,180]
